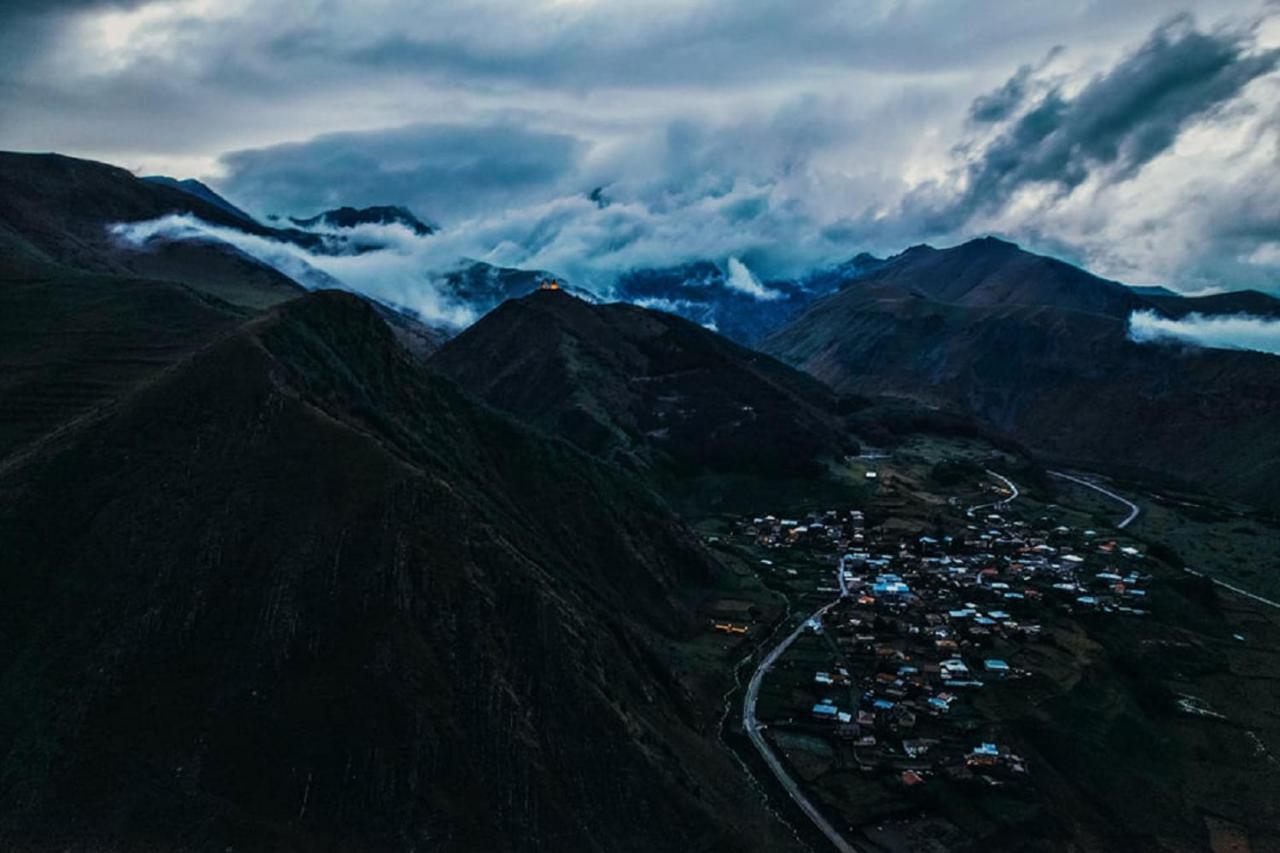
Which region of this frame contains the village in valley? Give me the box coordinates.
[687,439,1280,852]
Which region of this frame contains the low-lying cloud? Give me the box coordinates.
[204,98,876,289]
[1128,309,1280,354]
[36,5,1279,310]
[724,257,783,301]
[197,13,1280,297]
[109,214,487,327]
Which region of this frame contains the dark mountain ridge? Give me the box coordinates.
[763,237,1280,510]
[862,237,1146,317]
[0,152,309,308]
[431,288,857,479]
[0,149,445,333]
[0,149,799,851]
[1144,288,1280,319]
[0,289,797,851]
[612,253,893,346]
[289,204,435,236]
[141,175,259,225]
[433,261,577,323]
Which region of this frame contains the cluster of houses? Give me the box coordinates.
[737,501,1150,792]
[742,510,864,550]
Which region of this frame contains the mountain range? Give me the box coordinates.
[7,150,1279,514]
[430,287,857,480]
[287,204,435,236]
[0,153,800,851]
[4,147,1280,849]
[760,237,1280,511]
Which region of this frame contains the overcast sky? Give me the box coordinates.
[2,0,1279,294]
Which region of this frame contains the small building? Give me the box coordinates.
[812,702,839,720]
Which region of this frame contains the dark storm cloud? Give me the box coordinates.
[217,123,585,221]
[0,0,146,73]
[209,92,866,278]
[968,65,1037,124]
[2,0,1278,297]
[928,16,1280,228]
[967,47,1063,124]
[290,1,1057,87]
[199,11,1280,300]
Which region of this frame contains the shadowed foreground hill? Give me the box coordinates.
[0,257,250,465]
[0,290,797,852]
[763,238,1280,510]
[431,289,857,478]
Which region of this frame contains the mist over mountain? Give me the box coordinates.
[1129,309,1280,355]
[182,14,1280,299]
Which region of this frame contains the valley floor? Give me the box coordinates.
[681,438,1280,852]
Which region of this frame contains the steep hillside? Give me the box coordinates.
[0,290,797,852]
[142,175,259,224]
[0,155,289,465]
[373,301,452,360]
[854,237,1146,317]
[0,265,246,463]
[762,238,1280,510]
[0,152,441,307]
[0,152,447,456]
[0,152,306,310]
[431,289,857,478]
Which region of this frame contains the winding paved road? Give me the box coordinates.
[1046,471,1280,611]
[1048,470,1140,528]
[967,468,1020,518]
[742,562,859,853]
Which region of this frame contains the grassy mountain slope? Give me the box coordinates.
[141,175,259,225]
[0,154,291,468]
[762,238,1280,510]
[431,289,857,478]
[0,290,797,852]
[0,152,450,463]
[0,151,305,310]
[0,266,246,462]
